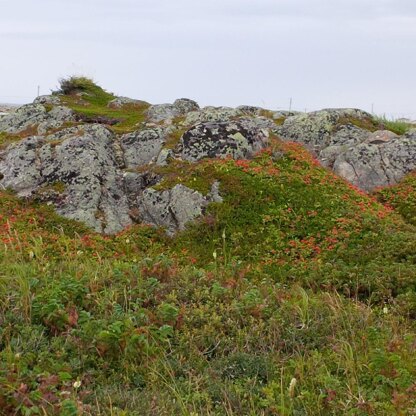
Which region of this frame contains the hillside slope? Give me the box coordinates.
[0,78,416,415]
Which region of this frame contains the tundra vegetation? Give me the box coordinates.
[0,78,415,415]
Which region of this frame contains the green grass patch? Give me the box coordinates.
[56,77,150,134]
[374,116,414,135]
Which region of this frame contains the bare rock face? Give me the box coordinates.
[276,108,373,153]
[0,124,132,234]
[107,96,148,109]
[183,106,243,126]
[147,98,199,122]
[180,119,270,162]
[120,127,170,168]
[137,184,217,236]
[0,103,75,135]
[332,130,416,191]
[275,109,416,191]
[33,95,61,105]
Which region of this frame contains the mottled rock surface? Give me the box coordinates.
[0,125,131,233]
[183,106,243,126]
[332,130,416,191]
[0,103,74,135]
[180,119,270,162]
[120,127,170,168]
[137,183,222,236]
[276,108,373,153]
[107,96,147,109]
[147,98,199,122]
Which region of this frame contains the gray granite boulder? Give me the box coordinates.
[33,95,61,105]
[137,183,220,236]
[0,103,74,135]
[147,98,199,122]
[332,130,416,191]
[119,127,170,168]
[183,106,243,126]
[0,124,131,233]
[276,108,373,153]
[180,118,270,162]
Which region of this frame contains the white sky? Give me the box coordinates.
[1,0,416,118]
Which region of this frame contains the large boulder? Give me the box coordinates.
[119,127,170,168]
[276,108,374,153]
[274,108,416,191]
[0,124,131,233]
[33,95,61,105]
[0,103,74,135]
[183,106,243,126]
[180,118,270,162]
[147,98,199,122]
[332,130,416,191]
[137,183,220,236]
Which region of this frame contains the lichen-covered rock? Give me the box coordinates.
[173,98,199,114]
[0,103,74,135]
[147,98,199,122]
[332,131,416,191]
[319,125,370,168]
[183,106,243,126]
[120,127,169,168]
[237,105,264,116]
[137,184,209,235]
[107,96,147,109]
[156,148,174,166]
[0,124,131,233]
[180,119,269,162]
[276,108,373,153]
[122,171,160,208]
[33,95,61,105]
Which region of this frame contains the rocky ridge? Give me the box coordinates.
[0,89,415,234]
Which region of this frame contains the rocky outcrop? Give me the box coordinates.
[274,108,416,191]
[183,106,243,126]
[107,97,148,109]
[276,108,373,153]
[332,130,416,191]
[33,95,61,106]
[1,93,415,236]
[0,125,131,233]
[137,182,221,236]
[0,103,75,135]
[120,127,170,168]
[180,118,270,162]
[147,98,199,122]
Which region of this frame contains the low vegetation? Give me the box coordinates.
[374,116,415,136]
[375,172,416,226]
[1,132,416,415]
[56,76,150,134]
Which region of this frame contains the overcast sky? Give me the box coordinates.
[1,0,416,118]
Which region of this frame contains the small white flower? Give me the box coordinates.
[73,380,82,389]
[213,251,217,260]
[222,229,226,239]
[383,306,388,314]
[288,377,297,398]
[125,238,130,244]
